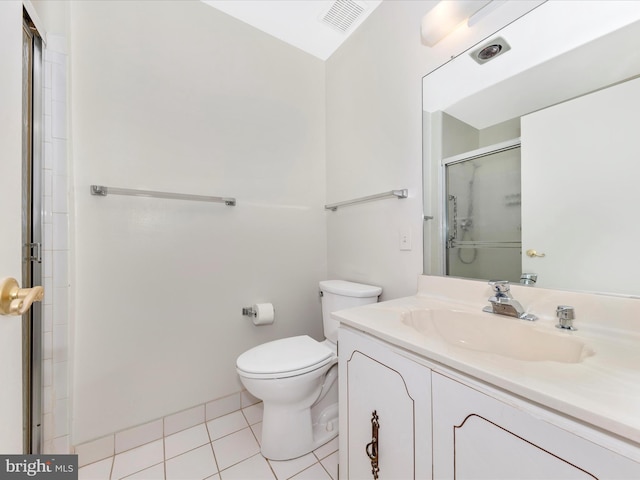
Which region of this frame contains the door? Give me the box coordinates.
[22,9,43,454]
[521,76,640,295]
[0,1,28,453]
[445,145,522,282]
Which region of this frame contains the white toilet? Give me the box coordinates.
[236,280,382,460]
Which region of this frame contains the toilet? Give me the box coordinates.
[236,280,382,460]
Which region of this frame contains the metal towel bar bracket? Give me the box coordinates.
[91,185,236,206]
[325,189,408,211]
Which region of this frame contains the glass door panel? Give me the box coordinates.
[445,146,521,282]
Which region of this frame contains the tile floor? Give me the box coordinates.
[78,403,338,480]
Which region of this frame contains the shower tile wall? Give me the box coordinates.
[42,35,70,454]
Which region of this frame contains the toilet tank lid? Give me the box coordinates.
[319,280,382,298]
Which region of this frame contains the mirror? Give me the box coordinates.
[422,2,640,296]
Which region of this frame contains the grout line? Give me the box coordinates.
[245,417,261,446]
[108,405,242,462]
[249,423,262,447]
[118,460,165,480]
[111,437,163,459]
[162,424,211,462]
[218,452,263,476]
[208,442,220,479]
[240,404,258,426]
[315,450,338,462]
[204,421,221,476]
[264,457,278,480]
[165,439,212,462]
[78,392,245,463]
[318,452,337,480]
[161,416,166,480]
[209,425,251,445]
[82,415,335,480]
[162,432,167,480]
[291,463,320,480]
[318,459,334,480]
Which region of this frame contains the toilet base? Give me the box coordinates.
[311,403,339,450]
[260,402,338,461]
[259,366,339,461]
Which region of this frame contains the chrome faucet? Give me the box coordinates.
[482,280,538,321]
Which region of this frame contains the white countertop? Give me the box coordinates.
[333,276,640,447]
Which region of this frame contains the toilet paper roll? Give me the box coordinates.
[252,303,275,326]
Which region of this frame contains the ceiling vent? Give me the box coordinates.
[321,0,366,33]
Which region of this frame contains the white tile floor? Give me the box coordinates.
[78,403,338,480]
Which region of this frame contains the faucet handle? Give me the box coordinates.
[520,273,537,285]
[556,305,575,319]
[488,280,511,295]
[556,305,577,330]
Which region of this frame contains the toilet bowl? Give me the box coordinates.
[237,335,338,460]
[236,280,382,460]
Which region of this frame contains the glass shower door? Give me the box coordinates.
[445,146,522,282]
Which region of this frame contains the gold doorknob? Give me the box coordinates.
[0,277,44,316]
[526,249,546,258]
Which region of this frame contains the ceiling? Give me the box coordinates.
[201,0,383,60]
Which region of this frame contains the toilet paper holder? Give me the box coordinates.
[242,306,257,317]
[242,303,275,325]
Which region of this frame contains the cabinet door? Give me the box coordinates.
[339,328,431,479]
[433,372,640,479]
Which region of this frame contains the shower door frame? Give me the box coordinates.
[22,9,44,454]
[439,138,522,277]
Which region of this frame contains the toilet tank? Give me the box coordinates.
[319,280,382,344]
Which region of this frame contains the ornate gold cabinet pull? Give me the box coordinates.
[365,410,380,479]
[0,277,44,316]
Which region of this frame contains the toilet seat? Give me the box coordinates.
[237,335,334,380]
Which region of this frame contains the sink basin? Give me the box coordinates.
[401,309,594,363]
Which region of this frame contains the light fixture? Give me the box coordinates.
[467,0,508,27]
[469,36,511,64]
[421,0,498,47]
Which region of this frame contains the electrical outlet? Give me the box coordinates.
[399,229,412,251]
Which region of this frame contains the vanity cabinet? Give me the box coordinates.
[339,327,432,479]
[432,372,640,479]
[339,325,640,480]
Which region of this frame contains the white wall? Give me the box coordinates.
[0,0,26,453]
[325,1,435,300]
[324,0,544,300]
[70,1,326,444]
